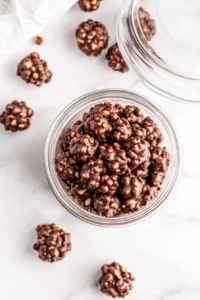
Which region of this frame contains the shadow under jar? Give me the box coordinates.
[44,89,182,227]
[117,0,200,102]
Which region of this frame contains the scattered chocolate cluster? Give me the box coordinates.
[55,102,170,218]
[98,262,135,298]
[36,36,44,45]
[78,0,102,12]
[17,52,52,86]
[75,19,109,56]
[139,7,156,41]
[106,43,129,73]
[33,224,71,263]
[0,100,34,132]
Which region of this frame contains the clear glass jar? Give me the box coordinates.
[117,0,200,102]
[44,89,182,227]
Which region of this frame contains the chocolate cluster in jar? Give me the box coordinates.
[55,102,170,218]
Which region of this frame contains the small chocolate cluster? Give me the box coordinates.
[75,19,109,56]
[98,262,135,298]
[55,101,170,218]
[33,224,71,263]
[106,43,129,73]
[78,0,102,12]
[139,7,156,41]
[36,36,44,45]
[0,100,34,132]
[17,52,52,86]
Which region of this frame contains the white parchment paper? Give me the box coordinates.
[0,0,77,64]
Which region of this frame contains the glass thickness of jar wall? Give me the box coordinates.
[44,89,182,227]
[117,0,200,102]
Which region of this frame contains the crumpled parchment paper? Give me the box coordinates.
[0,0,77,64]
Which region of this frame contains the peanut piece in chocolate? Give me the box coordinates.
[69,134,98,162]
[99,145,129,175]
[105,43,129,73]
[78,0,102,12]
[111,118,132,142]
[33,224,71,263]
[17,52,52,86]
[139,7,156,41]
[141,116,163,147]
[98,262,135,298]
[55,151,81,182]
[0,100,34,132]
[80,157,106,190]
[75,19,109,56]
[122,105,143,124]
[94,193,120,217]
[70,182,91,203]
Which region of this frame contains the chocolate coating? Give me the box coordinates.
[99,145,129,175]
[139,7,156,41]
[97,174,119,195]
[59,121,85,152]
[75,19,109,56]
[111,118,132,142]
[119,175,145,199]
[98,262,135,298]
[78,0,102,12]
[89,101,120,121]
[94,193,120,217]
[80,157,106,190]
[124,137,150,171]
[122,105,143,124]
[141,117,164,147]
[55,151,81,182]
[69,134,98,162]
[106,43,129,73]
[84,113,112,142]
[0,100,34,132]
[33,224,71,263]
[70,181,91,203]
[17,52,52,86]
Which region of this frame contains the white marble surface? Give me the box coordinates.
[0,1,200,300]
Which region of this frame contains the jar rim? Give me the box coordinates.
[44,88,182,227]
[117,0,200,102]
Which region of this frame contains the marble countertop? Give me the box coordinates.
[0,1,200,299]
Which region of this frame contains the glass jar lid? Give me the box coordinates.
[117,0,200,102]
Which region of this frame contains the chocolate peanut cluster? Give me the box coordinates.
[17,52,52,86]
[55,101,170,218]
[0,100,34,132]
[139,7,156,41]
[33,224,71,263]
[75,19,109,56]
[78,0,102,12]
[98,262,135,298]
[106,43,129,73]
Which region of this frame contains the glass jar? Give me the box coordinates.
[117,0,200,102]
[44,89,182,227]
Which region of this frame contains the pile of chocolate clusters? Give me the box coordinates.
[55,102,170,218]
